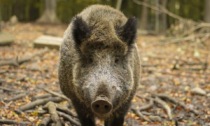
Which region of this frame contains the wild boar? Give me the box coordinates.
[59,4,140,126]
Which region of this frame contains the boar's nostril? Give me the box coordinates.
[91,96,112,115]
[104,105,110,110]
[95,104,100,108]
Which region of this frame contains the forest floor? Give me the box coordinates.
[0,23,209,126]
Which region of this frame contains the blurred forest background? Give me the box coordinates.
[0,0,210,126]
[0,0,210,33]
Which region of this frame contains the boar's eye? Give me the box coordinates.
[81,55,93,67]
[85,57,93,64]
[114,57,120,64]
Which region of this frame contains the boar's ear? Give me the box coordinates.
[72,17,91,46]
[118,17,137,46]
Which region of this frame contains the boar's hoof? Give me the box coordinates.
[91,96,112,115]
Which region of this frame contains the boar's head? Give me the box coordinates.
[71,16,137,118]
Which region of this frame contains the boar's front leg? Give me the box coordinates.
[72,98,95,126]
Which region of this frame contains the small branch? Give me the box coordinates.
[17,97,63,112]
[182,24,210,37]
[161,33,210,45]
[132,0,187,22]
[4,92,29,102]
[0,86,22,93]
[25,109,47,115]
[42,88,70,102]
[32,94,52,101]
[0,48,49,67]
[0,119,30,125]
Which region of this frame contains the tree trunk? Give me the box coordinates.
[116,0,123,10]
[139,0,148,30]
[0,7,2,32]
[37,0,60,24]
[160,0,167,33]
[204,0,210,22]
[155,0,160,33]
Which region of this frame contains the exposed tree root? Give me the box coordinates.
[42,102,80,126]
[14,90,80,126]
[154,94,200,115]
[131,106,151,121]
[133,93,200,122]
[153,96,173,119]
[139,97,154,111]
[11,89,201,125]
[39,116,52,126]
[44,101,62,126]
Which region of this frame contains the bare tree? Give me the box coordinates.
[160,0,167,32]
[204,0,210,22]
[155,0,160,33]
[0,8,2,32]
[139,0,148,30]
[116,0,123,10]
[37,0,60,24]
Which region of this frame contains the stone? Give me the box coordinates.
[0,32,14,46]
[33,35,62,49]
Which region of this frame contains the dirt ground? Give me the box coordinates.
[0,23,209,126]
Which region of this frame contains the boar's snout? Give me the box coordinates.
[91,95,112,115]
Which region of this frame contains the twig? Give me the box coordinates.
[17,97,63,112]
[0,48,49,67]
[0,119,30,125]
[147,115,162,122]
[4,92,29,102]
[58,111,81,126]
[154,96,173,120]
[182,24,210,37]
[132,0,187,22]
[42,88,70,102]
[0,86,22,93]
[25,109,47,115]
[161,33,210,45]
[44,102,62,126]
[39,116,52,126]
[32,94,52,101]
[0,70,7,74]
